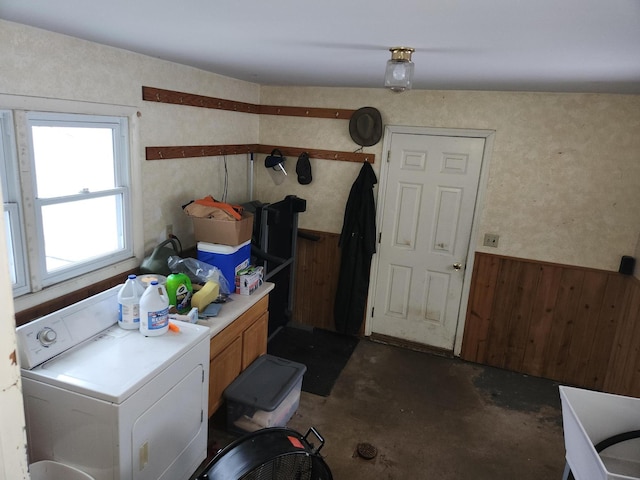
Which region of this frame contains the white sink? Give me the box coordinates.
[560,386,640,480]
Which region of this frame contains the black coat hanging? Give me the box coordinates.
[334,161,377,335]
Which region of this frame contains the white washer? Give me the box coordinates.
[16,285,210,480]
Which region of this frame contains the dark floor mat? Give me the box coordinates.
[472,363,563,425]
[267,326,359,397]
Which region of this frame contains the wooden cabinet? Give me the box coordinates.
[208,295,269,416]
[242,311,268,368]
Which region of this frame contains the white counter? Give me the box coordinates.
[196,282,274,338]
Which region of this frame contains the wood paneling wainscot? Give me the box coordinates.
[293,229,341,332]
[461,252,640,397]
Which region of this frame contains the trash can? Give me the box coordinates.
[29,461,94,480]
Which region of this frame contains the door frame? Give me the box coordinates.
[365,125,495,355]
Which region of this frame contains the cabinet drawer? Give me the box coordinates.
[209,295,269,360]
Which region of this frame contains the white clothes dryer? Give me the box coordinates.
[16,285,210,480]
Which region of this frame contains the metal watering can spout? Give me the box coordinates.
[140,236,182,276]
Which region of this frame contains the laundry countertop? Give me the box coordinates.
[196,282,274,338]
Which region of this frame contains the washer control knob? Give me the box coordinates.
[37,327,58,347]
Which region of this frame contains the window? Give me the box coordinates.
[2,110,133,296]
[1,111,28,296]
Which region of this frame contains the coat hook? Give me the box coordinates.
[158,151,163,159]
[156,93,161,101]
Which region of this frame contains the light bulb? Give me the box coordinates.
[384,47,415,92]
[392,63,407,81]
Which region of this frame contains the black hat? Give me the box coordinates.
[296,152,312,185]
[349,107,382,147]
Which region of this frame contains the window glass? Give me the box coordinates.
[41,195,124,272]
[31,125,116,198]
[4,209,17,284]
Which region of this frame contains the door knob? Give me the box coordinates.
[453,262,463,270]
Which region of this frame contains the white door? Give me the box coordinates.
[371,131,485,351]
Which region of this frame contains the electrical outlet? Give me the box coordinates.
[483,233,499,248]
[165,224,173,238]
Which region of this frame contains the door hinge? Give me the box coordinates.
[378,232,382,243]
[387,150,391,162]
[371,307,375,317]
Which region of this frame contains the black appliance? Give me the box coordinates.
[197,427,332,480]
[243,196,306,336]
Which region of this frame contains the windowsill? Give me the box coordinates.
[13,257,140,326]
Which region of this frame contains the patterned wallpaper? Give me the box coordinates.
[2,19,639,274]
[257,87,640,272]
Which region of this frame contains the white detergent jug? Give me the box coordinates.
[139,280,170,336]
[117,274,145,330]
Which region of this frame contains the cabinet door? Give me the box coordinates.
[242,311,268,369]
[208,336,242,416]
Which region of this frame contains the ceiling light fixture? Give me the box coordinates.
[384,47,415,93]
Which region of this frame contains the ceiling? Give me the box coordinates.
[2,0,640,94]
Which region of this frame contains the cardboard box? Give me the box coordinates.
[189,211,253,246]
[235,266,263,295]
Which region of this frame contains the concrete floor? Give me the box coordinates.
[197,338,567,479]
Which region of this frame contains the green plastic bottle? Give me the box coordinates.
[166,273,193,314]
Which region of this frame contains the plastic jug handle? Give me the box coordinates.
[155,236,182,255]
[168,236,182,254]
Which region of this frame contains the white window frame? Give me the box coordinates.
[0,98,145,314]
[25,112,134,287]
[1,110,30,296]
[0,94,143,311]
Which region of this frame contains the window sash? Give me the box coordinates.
[4,204,29,296]
[26,112,132,287]
[1,110,30,296]
[35,188,131,286]
[29,122,118,198]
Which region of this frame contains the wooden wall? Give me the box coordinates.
[292,229,341,331]
[461,252,640,397]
